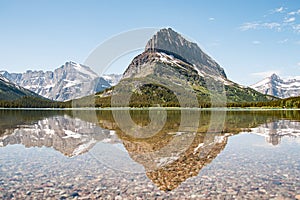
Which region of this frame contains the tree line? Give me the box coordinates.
[0,94,299,109]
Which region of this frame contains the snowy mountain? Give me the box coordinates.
[0,74,42,100]
[251,74,300,98]
[102,74,122,86]
[1,61,111,101]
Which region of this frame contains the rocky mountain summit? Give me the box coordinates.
[123,28,227,80]
[251,73,300,98]
[145,28,227,78]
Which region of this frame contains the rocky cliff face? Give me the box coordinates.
[251,74,300,98]
[123,28,226,79]
[145,28,227,78]
[1,61,111,101]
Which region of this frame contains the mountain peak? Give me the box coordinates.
[270,73,280,80]
[143,28,227,78]
[145,28,194,51]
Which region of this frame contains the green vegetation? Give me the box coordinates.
[0,96,71,108]
[0,80,41,101]
[227,96,300,108]
[0,84,299,109]
[224,84,275,103]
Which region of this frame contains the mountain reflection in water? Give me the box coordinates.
[0,109,299,192]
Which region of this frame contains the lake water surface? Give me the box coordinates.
[0,109,300,199]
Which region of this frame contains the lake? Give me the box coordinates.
[0,109,300,199]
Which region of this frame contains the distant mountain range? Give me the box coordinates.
[1,61,111,101]
[0,74,42,100]
[251,74,300,99]
[1,28,298,106]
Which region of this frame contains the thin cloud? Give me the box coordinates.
[288,9,300,15]
[240,7,300,33]
[262,22,281,30]
[297,62,300,66]
[239,22,281,31]
[209,17,215,21]
[278,38,288,44]
[292,24,300,33]
[273,7,285,13]
[284,17,296,23]
[252,40,261,45]
[239,22,260,31]
[251,70,281,78]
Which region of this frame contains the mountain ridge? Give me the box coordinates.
[251,73,300,98]
[1,61,111,101]
[0,74,43,101]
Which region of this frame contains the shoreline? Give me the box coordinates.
[0,107,299,111]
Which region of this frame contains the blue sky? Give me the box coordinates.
[0,0,299,85]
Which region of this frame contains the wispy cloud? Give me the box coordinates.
[284,17,296,23]
[209,17,215,21]
[278,38,288,44]
[239,22,281,31]
[252,40,261,45]
[262,22,281,30]
[251,70,281,78]
[297,62,300,66]
[240,7,300,34]
[239,22,261,31]
[292,24,300,33]
[273,7,285,13]
[288,9,300,15]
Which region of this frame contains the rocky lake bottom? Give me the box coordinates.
[0,109,299,199]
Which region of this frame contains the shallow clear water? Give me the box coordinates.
[0,109,299,199]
